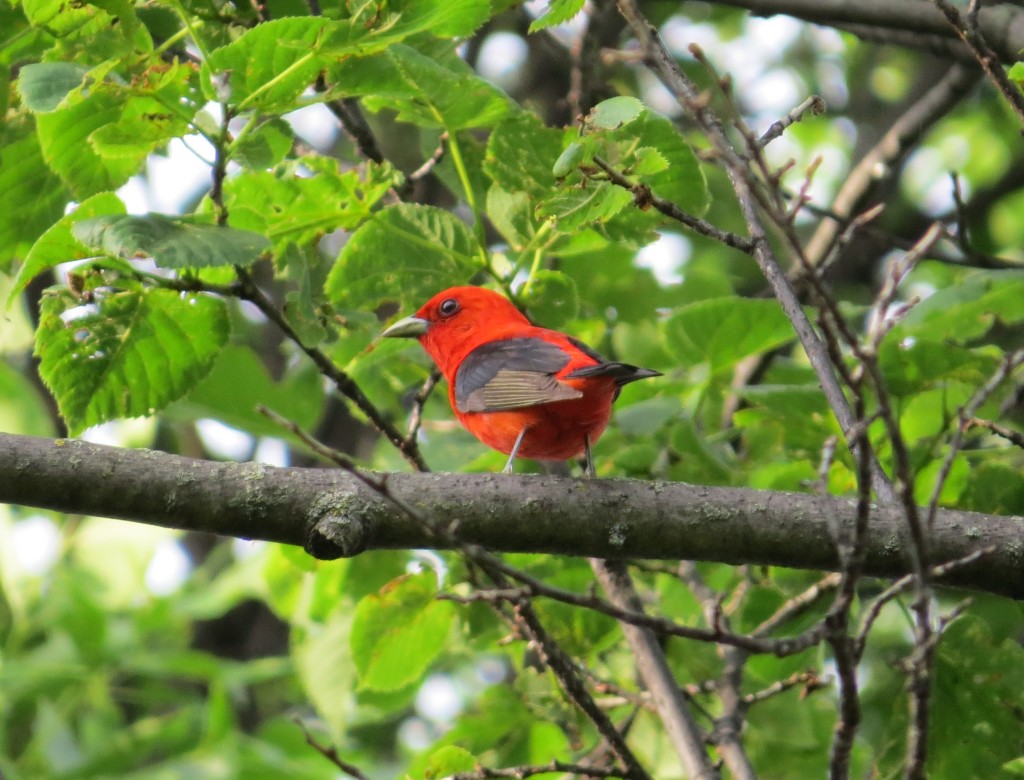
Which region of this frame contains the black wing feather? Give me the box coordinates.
[455,338,581,413]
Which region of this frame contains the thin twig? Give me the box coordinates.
[451,761,627,779]
[757,95,827,147]
[966,417,1024,449]
[930,0,1024,128]
[924,350,1024,527]
[591,559,720,780]
[294,718,371,780]
[404,369,442,447]
[235,268,429,471]
[591,155,754,251]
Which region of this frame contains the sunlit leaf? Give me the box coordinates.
[36,286,229,434]
[73,214,269,268]
[326,203,479,311]
[350,570,454,691]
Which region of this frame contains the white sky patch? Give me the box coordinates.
[144,137,217,214]
[254,437,289,467]
[903,148,956,216]
[81,418,157,447]
[232,538,266,560]
[477,32,529,92]
[524,0,589,43]
[635,232,691,285]
[397,717,434,751]
[12,515,61,576]
[145,538,191,595]
[286,102,341,151]
[475,656,507,685]
[196,418,255,461]
[415,674,464,724]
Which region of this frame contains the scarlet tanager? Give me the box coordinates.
[382,286,661,475]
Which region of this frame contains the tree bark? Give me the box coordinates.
[1,433,1020,598]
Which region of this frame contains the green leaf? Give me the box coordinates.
[349,570,454,691]
[538,181,633,231]
[0,131,69,267]
[326,203,479,311]
[293,609,356,734]
[203,18,331,111]
[894,272,1024,343]
[424,746,477,778]
[73,214,269,268]
[36,286,229,434]
[224,158,397,251]
[22,0,124,39]
[586,96,645,130]
[231,118,294,169]
[359,45,511,131]
[879,339,998,397]
[35,88,141,198]
[16,62,89,112]
[10,192,126,305]
[612,110,709,216]
[522,270,579,328]
[913,454,969,506]
[486,185,535,249]
[485,112,567,199]
[167,345,323,438]
[528,0,586,32]
[663,297,794,373]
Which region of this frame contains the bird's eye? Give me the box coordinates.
[439,298,460,317]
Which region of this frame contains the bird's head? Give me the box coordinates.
[382,286,531,376]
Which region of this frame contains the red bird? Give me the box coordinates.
[382,286,661,476]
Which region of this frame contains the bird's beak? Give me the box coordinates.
[382,315,429,339]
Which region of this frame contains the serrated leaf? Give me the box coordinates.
[539,181,633,231]
[73,214,269,268]
[35,88,140,198]
[224,158,397,251]
[22,0,121,39]
[350,571,454,692]
[663,297,794,373]
[613,110,709,216]
[486,185,534,249]
[36,286,229,434]
[359,45,511,131]
[230,118,294,169]
[326,203,479,310]
[0,131,69,267]
[893,272,1024,343]
[586,95,645,130]
[528,0,585,32]
[293,609,356,734]
[16,62,89,112]
[204,18,331,110]
[425,746,477,778]
[9,192,126,305]
[325,0,490,52]
[485,112,566,199]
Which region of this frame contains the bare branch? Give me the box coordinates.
[757,95,826,148]
[591,559,720,780]
[2,433,1023,598]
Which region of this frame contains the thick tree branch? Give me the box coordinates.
[1,433,1021,599]
[703,0,1024,64]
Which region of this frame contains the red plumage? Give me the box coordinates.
[383,286,660,472]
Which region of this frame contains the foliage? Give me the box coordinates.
[1,0,1024,778]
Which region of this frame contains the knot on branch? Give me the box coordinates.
[305,514,367,560]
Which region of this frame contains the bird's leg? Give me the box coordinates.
[584,434,595,479]
[502,427,529,474]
